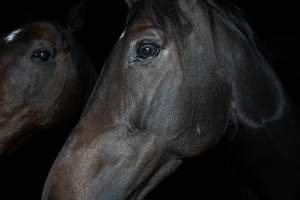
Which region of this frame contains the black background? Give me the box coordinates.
[0,0,299,199]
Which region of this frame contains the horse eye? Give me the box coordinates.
[31,49,52,62]
[136,42,160,60]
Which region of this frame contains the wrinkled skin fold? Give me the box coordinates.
[43,0,300,199]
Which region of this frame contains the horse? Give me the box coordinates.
[0,2,97,155]
[0,2,98,199]
[42,0,300,199]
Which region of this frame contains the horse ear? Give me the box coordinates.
[208,4,286,128]
[65,1,87,31]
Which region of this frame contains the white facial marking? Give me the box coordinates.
[4,29,23,43]
[119,29,127,40]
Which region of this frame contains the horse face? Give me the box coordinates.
[42,1,231,199]
[0,22,83,154]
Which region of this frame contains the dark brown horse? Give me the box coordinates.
[43,0,300,199]
[0,2,97,155]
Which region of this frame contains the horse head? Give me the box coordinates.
[0,1,97,155]
[42,0,288,199]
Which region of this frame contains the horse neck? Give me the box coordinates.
[227,105,300,199]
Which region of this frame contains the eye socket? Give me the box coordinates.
[31,48,52,62]
[136,42,160,60]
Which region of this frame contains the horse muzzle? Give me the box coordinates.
[42,124,182,200]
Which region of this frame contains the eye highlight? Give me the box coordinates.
[136,42,160,60]
[31,48,52,63]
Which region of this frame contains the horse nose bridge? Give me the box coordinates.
[42,183,67,200]
[43,124,170,200]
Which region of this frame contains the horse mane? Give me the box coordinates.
[205,0,263,56]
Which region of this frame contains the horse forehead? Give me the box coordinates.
[3,23,63,46]
[29,23,63,43]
